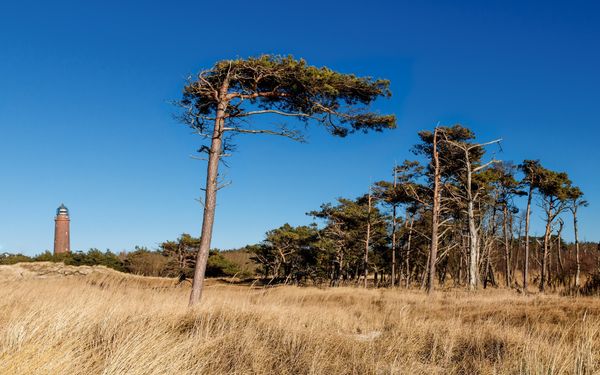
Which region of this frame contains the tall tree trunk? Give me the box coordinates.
[556,221,564,276]
[503,204,511,287]
[460,230,468,285]
[547,241,553,289]
[391,166,398,287]
[427,127,440,294]
[523,184,533,292]
[189,81,229,306]
[511,214,521,284]
[573,207,581,288]
[540,204,553,293]
[457,249,463,286]
[364,187,372,288]
[422,248,430,290]
[391,207,397,287]
[405,214,414,288]
[483,207,498,288]
[466,154,479,290]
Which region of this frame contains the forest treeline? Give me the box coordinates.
[3,125,597,294]
[249,124,596,294]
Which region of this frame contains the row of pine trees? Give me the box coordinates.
[248,125,592,293]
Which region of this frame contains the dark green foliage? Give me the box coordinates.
[0,250,125,271]
[206,250,243,277]
[159,233,243,278]
[0,253,33,265]
[413,124,483,180]
[374,160,427,209]
[220,247,258,277]
[537,170,572,203]
[519,160,543,188]
[34,251,65,262]
[123,247,169,276]
[479,163,526,207]
[250,224,320,283]
[311,197,389,284]
[160,234,201,278]
[65,249,125,272]
[181,54,396,139]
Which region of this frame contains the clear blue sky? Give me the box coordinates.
[1,0,598,255]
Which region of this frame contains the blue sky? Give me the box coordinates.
[1,0,598,255]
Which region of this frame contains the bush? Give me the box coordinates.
[31,249,125,272]
[221,247,257,277]
[123,247,169,276]
[67,249,123,271]
[206,250,243,277]
[0,253,33,265]
[2,246,250,279]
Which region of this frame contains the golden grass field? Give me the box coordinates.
[1,263,599,374]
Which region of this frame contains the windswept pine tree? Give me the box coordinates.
[178,55,396,305]
[536,168,573,292]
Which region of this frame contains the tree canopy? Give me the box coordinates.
[181,55,396,140]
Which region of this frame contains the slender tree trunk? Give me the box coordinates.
[556,221,564,275]
[540,204,553,293]
[547,241,553,289]
[391,207,396,287]
[457,250,463,286]
[460,230,468,285]
[189,81,229,306]
[503,204,511,287]
[511,214,521,285]
[483,207,497,288]
[573,207,581,288]
[364,188,372,288]
[405,214,414,288]
[422,249,430,290]
[427,127,440,294]
[391,166,398,287]
[466,155,479,290]
[523,184,533,292]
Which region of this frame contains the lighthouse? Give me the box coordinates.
[53,204,70,255]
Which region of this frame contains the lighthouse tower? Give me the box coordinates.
[53,204,70,255]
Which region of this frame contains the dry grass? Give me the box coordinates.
[1,265,600,374]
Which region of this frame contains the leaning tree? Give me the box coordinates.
[178,55,396,305]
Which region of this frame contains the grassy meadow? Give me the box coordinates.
[1,264,599,374]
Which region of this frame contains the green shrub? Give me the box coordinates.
[0,253,33,265]
[123,247,169,276]
[206,250,243,277]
